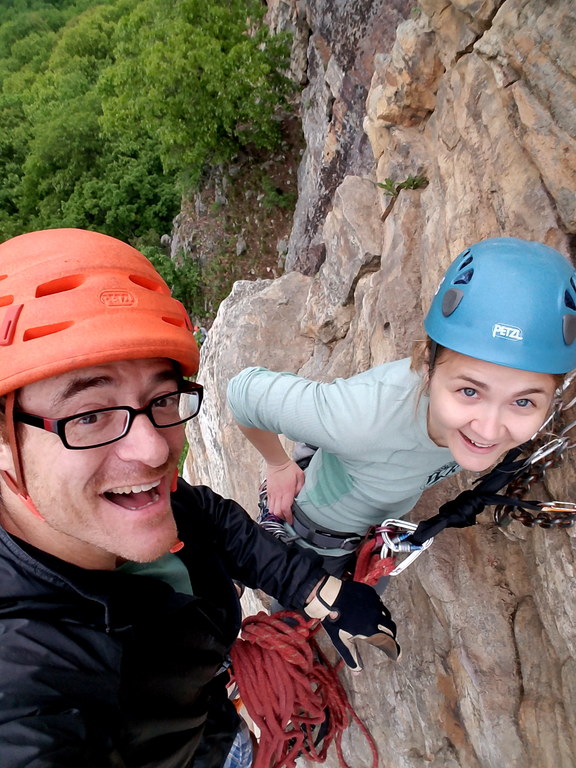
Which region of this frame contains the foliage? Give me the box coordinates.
[377,175,429,197]
[142,244,204,318]
[99,0,293,186]
[0,0,294,276]
[260,173,297,211]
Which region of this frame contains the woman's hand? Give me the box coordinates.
[265,460,305,523]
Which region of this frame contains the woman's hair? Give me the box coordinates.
[411,335,565,389]
[410,337,444,377]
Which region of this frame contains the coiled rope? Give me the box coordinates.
[229,610,379,768]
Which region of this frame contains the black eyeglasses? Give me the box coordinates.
[13,382,204,450]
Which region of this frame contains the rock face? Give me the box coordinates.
[266,0,416,275]
[186,1,576,766]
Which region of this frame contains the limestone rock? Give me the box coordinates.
[185,272,313,512]
[300,176,382,343]
[186,1,576,766]
[365,14,445,138]
[285,0,415,274]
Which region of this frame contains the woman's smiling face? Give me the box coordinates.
[426,349,557,472]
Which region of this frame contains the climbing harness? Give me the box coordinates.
[229,611,378,768]
[291,503,362,552]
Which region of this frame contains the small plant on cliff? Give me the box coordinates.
[378,175,429,197]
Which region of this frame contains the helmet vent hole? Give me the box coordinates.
[563,315,576,346]
[570,276,576,293]
[130,274,165,293]
[458,254,473,270]
[441,288,464,317]
[565,290,576,311]
[454,268,474,285]
[163,315,187,329]
[36,275,85,298]
[23,322,74,341]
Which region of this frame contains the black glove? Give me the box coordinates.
[304,575,400,672]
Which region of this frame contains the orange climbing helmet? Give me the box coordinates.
[0,228,199,395]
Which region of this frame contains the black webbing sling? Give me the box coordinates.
[407,446,544,546]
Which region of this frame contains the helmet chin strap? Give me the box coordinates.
[169,469,184,553]
[2,391,45,522]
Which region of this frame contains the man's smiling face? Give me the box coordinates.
[0,358,186,569]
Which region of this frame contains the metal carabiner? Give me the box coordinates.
[527,437,568,465]
[538,501,576,514]
[559,419,576,438]
[377,519,434,576]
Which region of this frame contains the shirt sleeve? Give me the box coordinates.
[174,481,326,611]
[227,366,382,454]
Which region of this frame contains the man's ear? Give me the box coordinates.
[0,441,15,473]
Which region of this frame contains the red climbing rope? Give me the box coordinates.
[353,529,396,586]
[229,610,379,768]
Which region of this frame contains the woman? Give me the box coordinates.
[227,237,576,576]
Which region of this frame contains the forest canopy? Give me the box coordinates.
[0,0,292,246]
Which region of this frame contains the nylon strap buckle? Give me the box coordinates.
[377,519,434,576]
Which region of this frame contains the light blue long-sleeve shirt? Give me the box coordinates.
[227,357,460,553]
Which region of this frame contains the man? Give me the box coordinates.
[0,228,399,768]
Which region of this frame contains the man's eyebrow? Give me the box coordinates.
[51,369,180,408]
[53,376,112,407]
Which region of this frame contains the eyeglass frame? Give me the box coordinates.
[12,381,204,450]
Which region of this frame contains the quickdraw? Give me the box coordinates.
[494,376,576,529]
[493,440,576,528]
[353,520,434,585]
[378,520,434,575]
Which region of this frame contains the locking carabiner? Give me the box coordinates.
[377,519,434,576]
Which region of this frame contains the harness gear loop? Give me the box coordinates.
[229,610,378,768]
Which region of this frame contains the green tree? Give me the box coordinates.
[100,0,292,186]
[0,0,180,240]
[0,1,80,237]
[0,0,294,296]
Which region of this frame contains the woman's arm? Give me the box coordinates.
[237,425,304,523]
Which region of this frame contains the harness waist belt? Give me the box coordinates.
[291,503,361,552]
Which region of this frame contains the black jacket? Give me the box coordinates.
[0,479,325,768]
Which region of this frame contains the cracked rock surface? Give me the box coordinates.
[186,1,576,765]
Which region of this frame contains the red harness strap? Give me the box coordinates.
[353,528,396,586]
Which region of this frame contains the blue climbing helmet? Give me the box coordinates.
[424,237,576,374]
